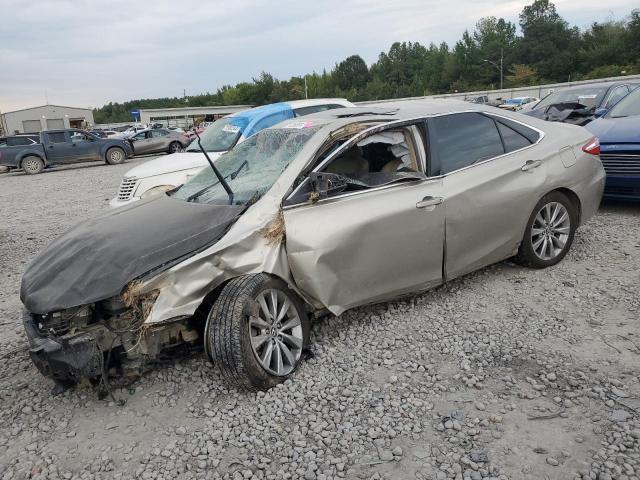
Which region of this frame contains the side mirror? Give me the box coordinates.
[308,172,348,200]
[594,108,608,118]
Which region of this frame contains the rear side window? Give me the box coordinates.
[496,122,531,152]
[46,132,67,144]
[429,113,504,175]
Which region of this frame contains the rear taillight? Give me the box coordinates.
[582,137,600,155]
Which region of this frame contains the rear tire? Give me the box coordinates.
[205,274,310,390]
[105,147,125,165]
[514,191,577,268]
[22,156,44,175]
[168,142,183,154]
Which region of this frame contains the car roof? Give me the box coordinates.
[561,82,627,92]
[287,98,352,108]
[265,98,550,132]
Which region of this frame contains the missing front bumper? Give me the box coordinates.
[23,312,104,382]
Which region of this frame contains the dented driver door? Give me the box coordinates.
[282,178,445,315]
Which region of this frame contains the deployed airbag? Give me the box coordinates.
[21,196,243,314]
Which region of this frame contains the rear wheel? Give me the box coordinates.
[205,274,310,390]
[168,142,183,154]
[514,191,577,268]
[22,156,44,175]
[105,147,125,165]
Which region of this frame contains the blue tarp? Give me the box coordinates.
[228,102,295,138]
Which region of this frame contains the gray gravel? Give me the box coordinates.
[1,161,640,480]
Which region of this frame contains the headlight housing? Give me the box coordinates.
[140,185,176,199]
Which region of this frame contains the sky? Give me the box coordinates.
[0,0,637,112]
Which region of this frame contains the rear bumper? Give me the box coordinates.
[23,311,104,382]
[603,175,640,201]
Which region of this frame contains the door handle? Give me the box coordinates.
[416,196,443,209]
[521,159,542,171]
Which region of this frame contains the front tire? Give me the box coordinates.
[105,147,126,165]
[205,274,310,390]
[22,156,44,175]
[514,191,577,268]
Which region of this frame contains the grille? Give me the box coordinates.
[35,307,91,336]
[117,176,138,201]
[35,313,71,335]
[600,154,640,176]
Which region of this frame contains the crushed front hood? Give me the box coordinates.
[21,196,243,314]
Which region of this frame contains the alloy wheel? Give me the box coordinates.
[110,150,123,162]
[531,201,571,261]
[249,288,303,376]
[24,158,40,173]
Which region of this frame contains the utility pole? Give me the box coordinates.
[304,75,308,99]
[483,48,504,90]
[500,47,503,90]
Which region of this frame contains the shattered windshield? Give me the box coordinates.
[608,87,640,118]
[185,117,250,152]
[535,87,607,110]
[174,125,322,205]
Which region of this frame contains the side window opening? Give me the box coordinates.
[46,132,67,144]
[324,127,422,175]
[284,123,427,205]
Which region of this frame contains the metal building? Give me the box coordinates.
[0,105,95,135]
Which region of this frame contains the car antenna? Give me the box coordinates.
[192,128,234,205]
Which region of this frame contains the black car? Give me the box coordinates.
[525,81,638,126]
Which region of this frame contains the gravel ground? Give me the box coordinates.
[1,160,639,480]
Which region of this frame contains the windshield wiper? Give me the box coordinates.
[193,129,234,205]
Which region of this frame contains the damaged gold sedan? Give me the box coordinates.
[21,100,605,393]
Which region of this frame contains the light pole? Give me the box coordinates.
[483,48,504,90]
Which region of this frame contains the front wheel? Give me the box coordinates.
[105,147,126,165]
[514,191,577,268]
[205,274,310,390]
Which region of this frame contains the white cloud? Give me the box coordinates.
[0,0,636,111]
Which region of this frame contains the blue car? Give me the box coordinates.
[586,87,640,200]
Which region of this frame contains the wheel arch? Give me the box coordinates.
[549,187,582,225]
[190,272,306,333]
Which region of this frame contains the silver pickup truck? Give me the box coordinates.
[0,129,133,174]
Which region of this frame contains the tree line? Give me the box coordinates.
[94,0,640,124]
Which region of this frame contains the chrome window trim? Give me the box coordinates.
[283,110,545,209]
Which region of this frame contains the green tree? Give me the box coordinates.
[332,55,370,92]
[517,0,580,81]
